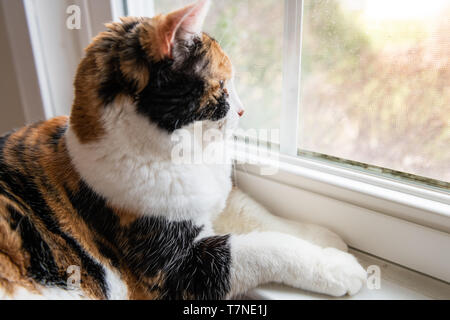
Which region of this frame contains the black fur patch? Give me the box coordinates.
[65,180,232,300]
[64,181,122,269]
[162,233,231,300]
[96,29,230,133]
[49,124,68,151]
[0,133,11,156]
[6,204,67,287]
[136,59,230,132]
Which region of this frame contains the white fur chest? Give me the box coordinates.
[65,102,233,223]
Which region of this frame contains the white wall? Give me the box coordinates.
[0,3,26,134]
[24,0,84,118]
[0,0,117,136]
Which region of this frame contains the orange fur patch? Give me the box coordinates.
[139,15,169,62]
[70,56,107,144]
[0,200,37,297]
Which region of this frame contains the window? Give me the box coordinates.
[121,0,449,188]
[299,0,450,184]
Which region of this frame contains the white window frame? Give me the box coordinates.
[6,0,449,283]
[280,0,303,155]
[119,0,154,18]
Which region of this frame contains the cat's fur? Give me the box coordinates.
[0,0,366,300]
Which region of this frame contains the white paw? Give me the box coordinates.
[289,223,348,252]
[319,248,367,296]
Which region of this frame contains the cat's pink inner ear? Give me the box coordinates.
[160,0,211,58]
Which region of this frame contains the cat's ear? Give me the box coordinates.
[158,0,211,58]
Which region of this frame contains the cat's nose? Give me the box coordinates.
[227,79,245,118]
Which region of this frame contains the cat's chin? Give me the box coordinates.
[198,108,240,139]
[222,108,241,133]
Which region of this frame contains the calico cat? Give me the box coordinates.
[0,0,366,299]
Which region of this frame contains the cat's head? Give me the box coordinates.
[70,0,244,145]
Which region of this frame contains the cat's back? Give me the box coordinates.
[0,117,109,299]
[0,116,70,202]
[0,117,70,297]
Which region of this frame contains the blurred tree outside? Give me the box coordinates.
[300,0,450,182]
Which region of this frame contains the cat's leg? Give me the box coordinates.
[179,232,366,298]
[214,188,348,251]
[227,231,366,298]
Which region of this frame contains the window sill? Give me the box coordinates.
[232,142,450,283]
[244,250,450,300]
[232,142,450,231]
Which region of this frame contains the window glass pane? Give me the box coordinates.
[300,0,450,182]
[153,0,284,134]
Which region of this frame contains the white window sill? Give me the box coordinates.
[244,250,450,300]
[232,142,450,283]
[232,142,450,232]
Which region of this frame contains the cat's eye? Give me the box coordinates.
[220,80,229,96]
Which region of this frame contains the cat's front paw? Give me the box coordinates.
[319,248,367,296]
